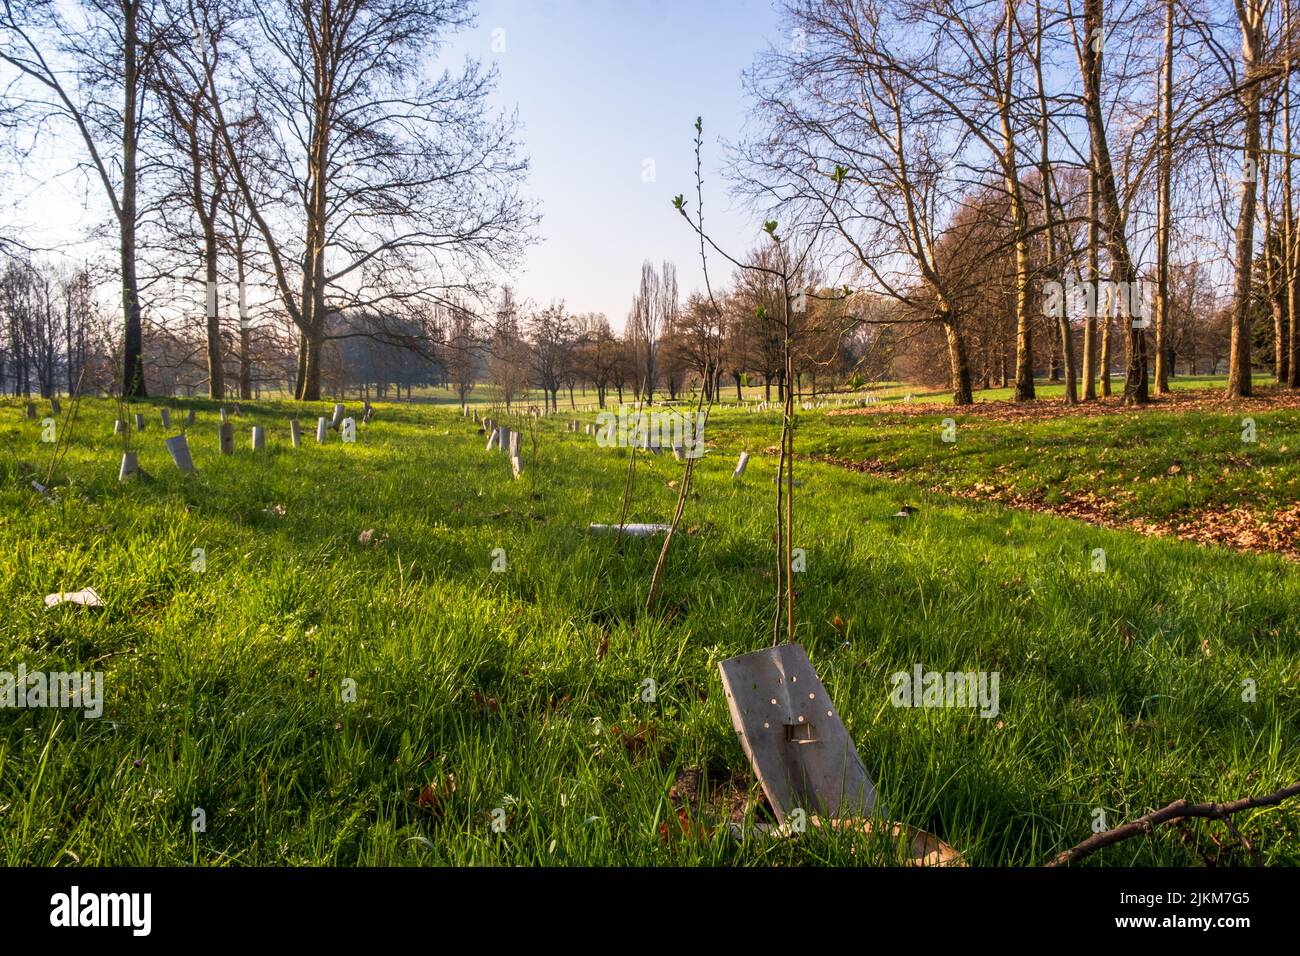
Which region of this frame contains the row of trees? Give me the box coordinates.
[467,259,869,412]
[735,0,1300,405]
[1,0,534,401]
[8,0,1289,407]
[0,257,108,396]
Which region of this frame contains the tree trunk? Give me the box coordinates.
[239,325,252,399]
[1003,2,1034,403]
[1153,0,1174,394]
[1286,0,1300,388]
[1226,2,1265,399]
[1083,0,1144,403]
[204,228,224,398]
[298,325,323,401]
[118,1,147,398]
[1083,165,1098,400]
[943,315,974,405]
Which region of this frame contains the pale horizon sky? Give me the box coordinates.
[442,0,788,328]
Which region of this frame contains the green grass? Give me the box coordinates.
[868,373,1276,405]
[708,382,1300,524]
[0,395,1297,865]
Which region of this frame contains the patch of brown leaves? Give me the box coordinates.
[826,383,1300,423]
[659,767,767,843]
[818,384,1300,561]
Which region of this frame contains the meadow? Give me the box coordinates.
[1,391,1297,865]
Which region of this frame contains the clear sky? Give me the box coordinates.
[441,0,787,328]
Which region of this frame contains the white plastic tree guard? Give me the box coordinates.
[118,451,138,480]
[165,435,195,473]
[587,523,671,536]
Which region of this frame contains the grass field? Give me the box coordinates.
[712,380,1300,538]
[1,392,1297,865]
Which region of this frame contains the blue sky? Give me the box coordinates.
[441,0,787,326]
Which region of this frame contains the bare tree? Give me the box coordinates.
[1,0,163,396]
[181,0,535,401]
[153,0,232,397]
[739,0,984,404]
[525,300,574,412]
[488,285,527,410]
[627,260,669,403]
[444,301,479,408]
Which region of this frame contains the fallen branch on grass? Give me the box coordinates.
[1045,781,1300,867]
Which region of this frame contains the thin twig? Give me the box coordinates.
[1045,782,1300,866]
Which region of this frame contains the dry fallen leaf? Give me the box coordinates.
[608,722,655,755]
[659,807,711,844]
[821,817,967,867]
[417,774,455,816]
